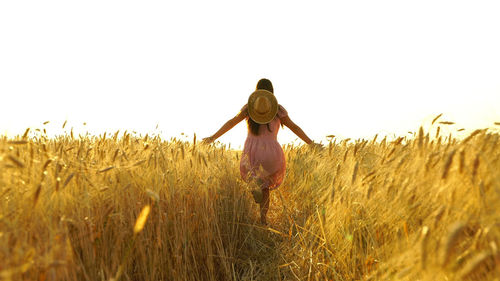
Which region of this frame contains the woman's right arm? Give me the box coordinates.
[202,104,248,144]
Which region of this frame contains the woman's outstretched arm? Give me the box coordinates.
[202,107,247,143]
[280,115,314,144]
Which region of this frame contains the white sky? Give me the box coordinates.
[1,1,499,150]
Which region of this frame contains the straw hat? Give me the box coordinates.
[247,89,278,124]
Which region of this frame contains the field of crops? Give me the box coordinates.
[0,125,499,280]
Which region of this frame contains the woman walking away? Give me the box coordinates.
[202,78,322,225]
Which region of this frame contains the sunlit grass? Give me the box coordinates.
[0,123,499,280]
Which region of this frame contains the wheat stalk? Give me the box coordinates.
[458,251,493,279]
[421,226,430,269]
[472,154,480,181]
[441,222,467,267]
[7,155,24,168]
[442,149,456,180]
[432,113,443,125]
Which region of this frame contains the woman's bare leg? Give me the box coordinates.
[260,188,270,225]
[251,178,264,203]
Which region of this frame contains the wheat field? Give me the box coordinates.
[0,123,499,280]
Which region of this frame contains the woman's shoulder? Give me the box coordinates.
[239,104,249,119]
[277,104,288,118]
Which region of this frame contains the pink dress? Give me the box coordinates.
[239,103,288,190]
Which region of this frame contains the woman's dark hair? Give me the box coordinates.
[247,78,280,136]
[256,78,273,93]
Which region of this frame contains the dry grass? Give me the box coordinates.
[0,125,499,280]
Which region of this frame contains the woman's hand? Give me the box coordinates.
[308,142,325,151]
[202,136,215,145]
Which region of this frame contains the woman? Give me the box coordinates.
[202,78,322,224]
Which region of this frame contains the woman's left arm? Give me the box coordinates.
[202,106,247,144]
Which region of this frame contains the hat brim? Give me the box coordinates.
[248,90,278,124]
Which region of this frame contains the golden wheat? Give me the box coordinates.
[441,149,456,180]
[432,113,443,125]
[421,226,430,269]
[0,125,498,280]
[441,222,467,267]
[7,154,25,168]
